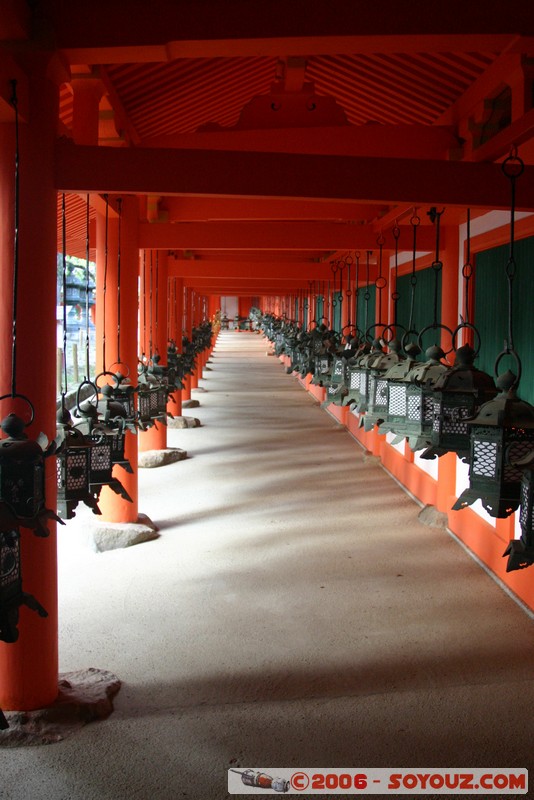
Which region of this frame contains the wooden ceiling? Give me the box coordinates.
[5,0,534,294]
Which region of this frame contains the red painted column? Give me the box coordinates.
[139,251,167,451]
[167,272,183,417]
[189,290,199,390]
[0,64,60,710]
[437,224,460,514]
[95,197,139,522]
[181,286,192,401]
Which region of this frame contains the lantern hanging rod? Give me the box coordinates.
[116,197,122,365]
[408,209,420,336]
[61,194,68,396]
[428,206,445,331]
[102,193,109,372]
[85,193,91,380]
[8,80,20,399]
[392,222,400,331]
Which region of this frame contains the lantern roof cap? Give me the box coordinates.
[432,350,497,395]
[467,377,534,429]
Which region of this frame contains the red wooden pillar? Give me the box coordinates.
[0,64,60,711]
[188,289,199,390]
[182,287,192,400]
[95,197,139,522]
[437,225,460,514]
[167,272,183,417]
[139,251,167,451]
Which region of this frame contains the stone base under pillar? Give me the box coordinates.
[167,415,201,428]
[92,513,160,552]
[138,447,188,468]
[0,668,121,747]
[182,399,200,409]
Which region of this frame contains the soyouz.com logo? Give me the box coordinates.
[227,767,528,794]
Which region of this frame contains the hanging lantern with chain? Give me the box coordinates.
[388,209,451,451]
[420,210,497,461]
[378,212,422,440]
[355,239,404,421]
[362,230,405,431]
[453,149,534,519]
[56,193,96,519]
[0,81,60,648]
[345,251,375,409]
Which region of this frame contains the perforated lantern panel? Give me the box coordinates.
[350,371,361,391]
[407,394,421,422]
[63,449,89,491]
[0,531,20,591]
[519,479,533,533]
[422,393,434,423]
[472,439,498,479]
[0,461,44,520]
[375,379,388,409]
[110,433,126,462]
[332,358,344,380]
[90,440,113,485]
[504,434,534,483]
[388,384,407,417]
[138,393,151,419]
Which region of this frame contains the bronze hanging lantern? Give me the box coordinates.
[72,384,132,504]
[362,339,404,431]
[377,342,421,441]
[452,371,534,518]
[421,343,497,461]
[378,213,422,441]
[421,209,497,460]
[503,452,534,571]
[453,149,534,519]
[56,403,99,519]
[354,339,385,414]
[402,345,449,451]
[0,526,47,644]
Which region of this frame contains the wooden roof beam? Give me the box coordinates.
[55,141,534,210]
[141,221,437,251]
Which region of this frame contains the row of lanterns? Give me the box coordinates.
[263,314,534,573]
[261,155,534,574]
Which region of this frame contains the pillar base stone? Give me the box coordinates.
[167,415,201,429]
[138,447,188,468]
[418,504,448,529]
[182,398,200,409]
[92,514,159,552]
[0,668,121,747]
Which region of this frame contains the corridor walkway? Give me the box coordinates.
[2,330,534,799]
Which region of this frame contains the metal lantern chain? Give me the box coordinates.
[392,224,401,330]
[116,197,122,364]
[428,206,445,331]
[102,194,109,371]
[408,210,420,335]
[61,194,68,396]
[462,208,473,324]
[345,256,353,329]
[502,146,524,378]
[376,233,387,327]
[354,251,360,336]
[364,250,371,334]
[85,194,91,379]
[9,81,20,399]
